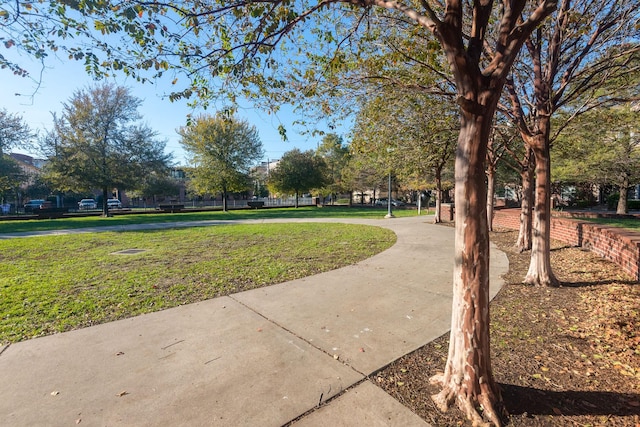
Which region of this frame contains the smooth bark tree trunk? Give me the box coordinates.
[516,153,534,252]
[524,135,559,287]
[424,1,556,423]
[430,107,504,426]
[433,168,443,223]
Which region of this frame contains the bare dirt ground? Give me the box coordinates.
[376,228,640,426]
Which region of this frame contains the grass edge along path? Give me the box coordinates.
[0,222,396,344]
[0,206,426,234]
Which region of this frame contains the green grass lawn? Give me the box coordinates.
[0,222,396,344]
[0,205,427,234]
[580,216,640,231]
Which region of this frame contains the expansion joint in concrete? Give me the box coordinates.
[228,294,367,378]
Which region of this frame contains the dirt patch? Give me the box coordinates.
[376,228,640,426]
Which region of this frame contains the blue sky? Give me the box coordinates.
[2,54,343,166]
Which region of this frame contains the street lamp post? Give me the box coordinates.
[385,147,395,219]
[385,170,394,218]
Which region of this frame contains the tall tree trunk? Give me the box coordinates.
[617,174,629,214]
[222,189,228,212]
[524,135,559,286]
[516,151,534,252]
[102,187,109,217]
[295,191,299,208]
[486,165,496,231]
[433,168,443,223]
[430,108,503,426]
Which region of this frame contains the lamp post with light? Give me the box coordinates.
[385,147,395,219]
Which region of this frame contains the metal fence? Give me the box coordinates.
[129,197,315,210]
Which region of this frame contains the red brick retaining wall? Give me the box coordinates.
[441,204,455,222]
[493,209,640,281]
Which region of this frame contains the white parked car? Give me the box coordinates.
[78,198,97,210]
[107,198,122,209]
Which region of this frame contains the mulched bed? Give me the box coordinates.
[376,228,640,426]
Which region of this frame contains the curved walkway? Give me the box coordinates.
[0,215,508,426]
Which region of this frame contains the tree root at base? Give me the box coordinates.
[523,273,560,287]
[429,374,504,427]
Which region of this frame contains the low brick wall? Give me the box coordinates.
[441,203,455,222]
[493,208,640,280]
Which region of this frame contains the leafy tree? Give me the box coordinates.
[350,97,394,150]
[316,133,350,204]
[348,98,396,208]
[351,92,457,221]
[0,109,32,156]
[553,104,640,214]
[342,149,387,205]
[127,171,182,204]
[178,113,263,212]
[249,161,274,199]
[3,1,560,423]
[268,149,326,208]
[23,174,52,201]
[0,1,171,94]
[137,4,556,423]
[0,155,24,204]
[42,83,172,216]
[498,131,535,252]
[486,120,522,232]
[388,95,457,223]
[0,3,57,81]
[502,0,640,286]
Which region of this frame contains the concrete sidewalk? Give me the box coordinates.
[0,216,508,426]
